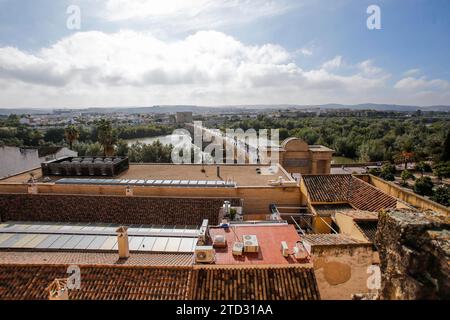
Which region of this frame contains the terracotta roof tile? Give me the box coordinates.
[303,175,397,212]
[302,234,369,247]
[303,175,352,202]
[190,266,320,300]
[0,265,192,300]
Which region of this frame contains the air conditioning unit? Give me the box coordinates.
[243,235,259,253]
[232,242,244,256]
[213,235,227,248]
[293,246,308,261]
[281,241,289,257]
[195,246,215,264]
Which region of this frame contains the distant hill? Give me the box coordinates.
[0,103,448,115]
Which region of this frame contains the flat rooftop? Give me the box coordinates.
[209,223,308,265]
[0,164,294,187]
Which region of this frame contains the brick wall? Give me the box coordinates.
[0,193,241,226]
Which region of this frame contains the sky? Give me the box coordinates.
[0,0,449,108]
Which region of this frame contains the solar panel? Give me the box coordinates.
[179,238,196,252]
[49,235,72,249]
[24,234,48,248]
[86,236,108,250]
[129,237,145,251]
[0,222,199,253]
[0,234,14,246]
[152,237,169,251]
[165,238,182,252]
[74,235,96,250]
[100,236,117,250]
[0,234,25,248]
[12,234,39,248]
[55,178,235,188]
[138,237,157,251]
[60,235,84,249]
[36,235,60,249]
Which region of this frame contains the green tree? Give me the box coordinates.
[96,119,117,156]
[441,131,450,161]
[115,140,129,157]
[415,161,432,177]
[431,185,450,206]
[414,177,434,196]
[433,161,450,180]
[64,125,80,150]
[400,170,414,186]
[44,128,65,144]
[379,163,396,181]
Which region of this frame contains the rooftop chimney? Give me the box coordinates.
[27,182,38,194]
[116,226,130,259]
[125,185,133,197]
[47,279,69,300]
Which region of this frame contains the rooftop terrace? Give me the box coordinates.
[0,163,294,187]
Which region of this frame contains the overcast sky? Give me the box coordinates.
[0,0,449,108]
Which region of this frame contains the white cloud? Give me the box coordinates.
[0,30,448,107]
[395,76,450,91]
[403,68,421,77]
[322,56,342,70]
[101,0,296,31]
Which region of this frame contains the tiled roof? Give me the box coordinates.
[302,175,397,212]
[190,266,320,300]
[348,178,397,212]
[0,194,241,226]
[0,251,194,267]
[302,234,369,247]
[303,175,352,202]
[355,221,378,243]
[0,265,192,300]
[312,203,354,216]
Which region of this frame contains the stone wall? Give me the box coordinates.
[376,209,450,299]
[0,193,241,226]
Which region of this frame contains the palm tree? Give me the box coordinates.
[64,125,79,150]
[96,119,117,156]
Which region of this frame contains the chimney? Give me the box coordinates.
[116,226,130,259]
[47,279,69,300]
[27,182,38,194]
[125,185,133,197]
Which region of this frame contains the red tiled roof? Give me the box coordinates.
[303,175,352,202]
[0,265,193,300]
[0,194,241,226]
[303,175,397,212]
[209,224,305,265]
[349,177,397,212]
[191,266,320,300]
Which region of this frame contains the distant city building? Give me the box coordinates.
[176,112,193,124]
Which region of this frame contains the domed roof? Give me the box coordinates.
[281,137,309,151]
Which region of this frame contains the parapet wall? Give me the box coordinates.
[0,193,240,226]
[362,175,450,215]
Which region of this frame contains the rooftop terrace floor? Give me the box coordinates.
[209,224,306,265]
